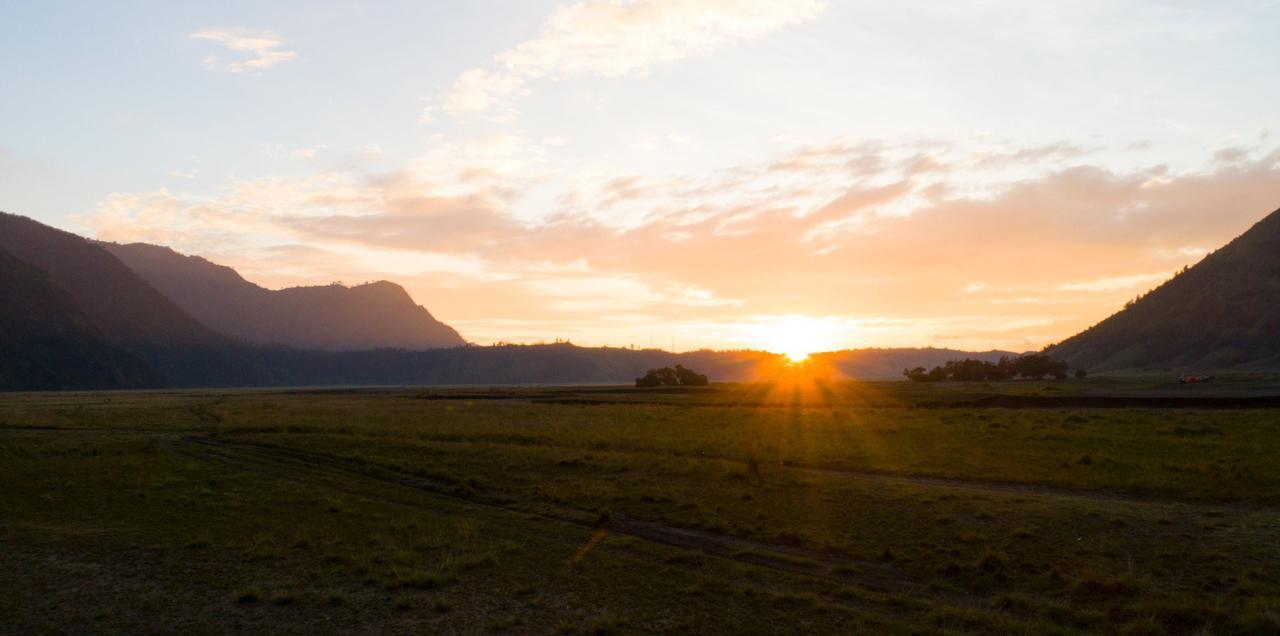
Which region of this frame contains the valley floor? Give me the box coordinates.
[2,380,1279,634]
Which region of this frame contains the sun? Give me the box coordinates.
[772,333,816,363]
[762,315,833,364]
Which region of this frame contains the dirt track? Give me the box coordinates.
[175,436,936,598]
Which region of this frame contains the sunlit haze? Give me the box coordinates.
[3,1,1279,353]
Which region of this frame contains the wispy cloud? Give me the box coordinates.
[495,0,827,79]
[426,68,530,122]
[426,0,826,122]
[188,28,297,73]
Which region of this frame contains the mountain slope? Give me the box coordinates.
[0,247,156,389]
[0,212,223,349]
[1048,206,1280,372]
[101,242,466,351]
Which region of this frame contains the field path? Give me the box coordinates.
[175,436,946,600]
[785,463,1280,513]
[356,431,1279,514]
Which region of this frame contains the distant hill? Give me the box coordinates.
[251,344,774,386]
[151,345,1012,386]
[1048,206,1280,372]
[101,242,466,351]
[0,247,155,389]
[0,212,223,349]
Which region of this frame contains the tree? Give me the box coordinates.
[1075,369,1088,379]
[1012,354,1068,380]
[992,355,1017,380]
[902,353,1070,382]
[674,364,709,386]
[944,358,996,381]
[902,366,932,382]
[636,365,709,387]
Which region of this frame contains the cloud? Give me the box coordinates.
[188,28,297,73]
[598,176,658,209]
[78,139,1280,351]
[495,0,827,79]
[765,139,888,175]
[283,192,512,253]
[423,0,826,122]
[84,189,252,248]
[430,68,529,122]
[974,141,1096,167]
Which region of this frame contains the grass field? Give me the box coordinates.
[2,380,1279,634]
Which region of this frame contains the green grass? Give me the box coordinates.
[1,381,1279,633]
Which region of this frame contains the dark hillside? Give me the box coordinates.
[0,248,155,389]
[1048,207,1280,371]
[0,212,223,348]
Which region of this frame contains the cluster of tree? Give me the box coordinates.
[635,364,709,387]
[903,354,1082,382]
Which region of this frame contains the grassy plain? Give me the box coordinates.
[2,379,1279,634]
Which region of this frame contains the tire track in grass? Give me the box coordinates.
[177,435,1017,629]
[176,436,947,600]
[787,464,1280,514]
[364,433,1280,513]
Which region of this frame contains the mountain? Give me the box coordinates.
[0,247,155,389]
[1048,206,1280,372]
[101,242,466,351]
[0,212,223,349]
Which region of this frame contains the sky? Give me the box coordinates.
[2,1,1280,354]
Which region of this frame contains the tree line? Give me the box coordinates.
[903,354,1083,382]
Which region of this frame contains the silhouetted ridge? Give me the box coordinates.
[1048,206,1280,371]
[102,242,466,350]
[0,212,224,349]
[0,247,155,389]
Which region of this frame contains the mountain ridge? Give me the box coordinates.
[0,212,225,349]
[101,241,466,351]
